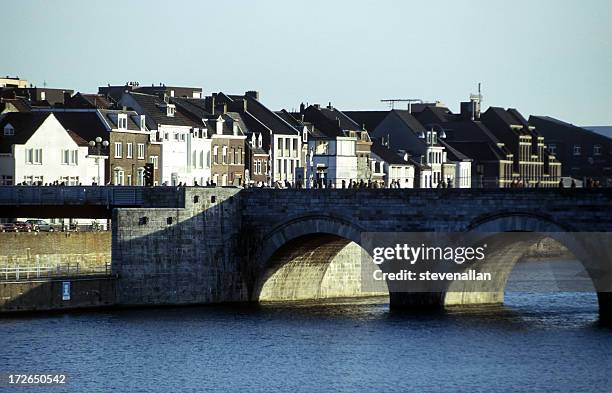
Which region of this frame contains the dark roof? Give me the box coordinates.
[486,107,522,127]
[276,110,328,139]
[343,111,388,132]
[172,97,213,122]
[66,129,89,146]
[391,110,426,132]
[65,93,113,109]
[128,92,197,128]
[530,115,612,141]
[243,95,298,136]
[414,106,456,124]
[98,109,144,131]
[275,110,301,127]
[303,105,364,138]
[0,97,31,112]
[507,108,530,128]
[0,112,51,152]
[439,140,471,161]
[319,106,361,130]
[437,120,502,144]
[444,140,509,161]
[583,126,612,139]
[371,141,411,165]
[53,112,110,144]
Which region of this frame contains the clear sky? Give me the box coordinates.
[3,0,611,124]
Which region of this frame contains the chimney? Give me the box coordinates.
[460,102,473,120]
[245,91,259,100]
[327,102,333,110]
[299,102,305,114]
[313,103,320,110]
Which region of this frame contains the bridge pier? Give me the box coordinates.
[597,292,612,323]
[389,292,444,311]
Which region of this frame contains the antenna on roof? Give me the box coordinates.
[380,98,423,112]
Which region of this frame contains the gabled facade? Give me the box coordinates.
[482,107,561,187]
[0,112,103,186]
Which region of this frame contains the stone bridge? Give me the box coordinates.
[2,187,612,320]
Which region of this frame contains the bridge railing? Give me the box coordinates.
[0,262,113,281]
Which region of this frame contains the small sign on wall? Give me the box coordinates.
[62,282,71,301]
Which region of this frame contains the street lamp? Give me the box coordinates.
[89,137,109,185]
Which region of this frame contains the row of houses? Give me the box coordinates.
[1,77,610,189]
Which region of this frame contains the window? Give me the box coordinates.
[192,151,197,168]
[292,139,298,158]
[114,142,123,158]
[137,168,145,186]
[26,148,42,164]
[199,151,204,168]
[213,146,219,164]
[237,148,242,165]
[3,124,14,136]
[118,114,128,130]
[137,143,145,159]
[149,155,158,169]
[573,144,581,156]
[222,146,228,164]
[126,174,132,186]
[113,168,124,185]
[0,175,13,185]
[548,144,557,154]
[174,133,180,141]
[180,133,185,141]
[126,143,133,158]
[594,145,602,156]
[70,150,78,165]
[277,138,283,156]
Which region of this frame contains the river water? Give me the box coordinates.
[1,260,610,393]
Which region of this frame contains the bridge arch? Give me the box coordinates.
[252,214,387,302]
[442,213,611,319]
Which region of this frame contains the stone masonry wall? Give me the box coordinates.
[113,188,247,306]
[0,232,110,269]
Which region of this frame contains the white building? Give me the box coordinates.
[307,133,358,187]
[370,142,416,188]
[0,112,103,186]
[0,112,107,229]
[120,92,211,186]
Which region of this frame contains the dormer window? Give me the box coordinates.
[118,114,128,130]
[140,115,146,131]
[3,123,14,136]
[166,104,175,117]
